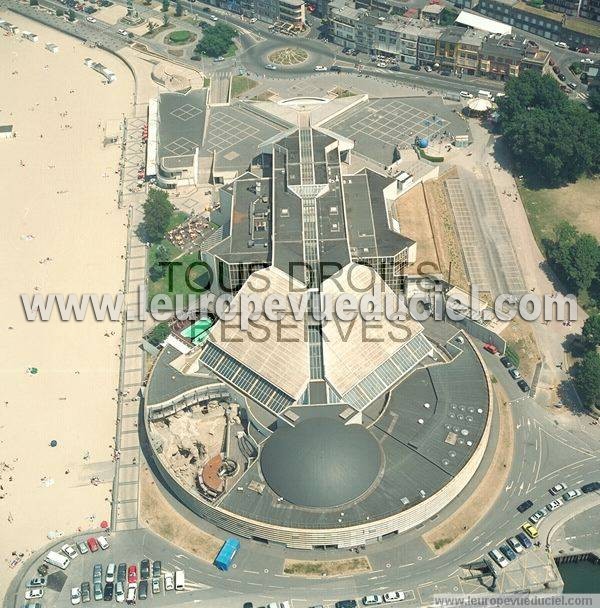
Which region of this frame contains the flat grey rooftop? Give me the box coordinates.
[158,90,207,170]
[323,97,468,166]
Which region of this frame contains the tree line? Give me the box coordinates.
[497,71,600,188]
[545,222,600,411]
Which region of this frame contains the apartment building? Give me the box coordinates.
[329,0,550,78]
[476,0,600,47]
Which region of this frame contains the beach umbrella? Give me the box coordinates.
[100,521,109,529]
[50,440,58,447]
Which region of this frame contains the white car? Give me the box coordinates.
[26,578,47,588]
[210,15,218,21]
[507,536,524,554]
[547,498,564,511]
[249,17,257,22]
[581,58,595,64]
[563,489,582,501]
[460,91,473,98]
[529,508,548,523]
[424,65,432,72]
[376,62,387,68]
[71,587,82,605]
[549,483,567,495]
[116,581,125,603]
[555,41,568,48]
[76,541,88,554]
[164,573,174,591]
[86,16,96,22]
[383,591,406,602]
[61,544,78,559]
[25,588,44,600]
[363,595,384,605]
[314,65,327,72]
[264,64,277,70]
[119,30,130,38]
[97,535,110,550]
[106,563,116,583]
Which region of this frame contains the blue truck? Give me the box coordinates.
[214,538,241,571]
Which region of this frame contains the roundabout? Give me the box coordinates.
[239,37,335,76]
[267,47,308,66]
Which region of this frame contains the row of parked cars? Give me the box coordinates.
[243,591,406,608]
[488,480,600,569]
[483,343,530,393]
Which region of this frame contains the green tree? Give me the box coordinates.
[146,322,171,346]
[194,23,237,57]
[574,350,600,411]
[569,234,600,294]
[68,8,76,21]
[175,0,182,16]
[582,314,600,349]
[30,0,39,6]
[589,90,600,115]
[147,20,156,33]
[162,0,169,11]
[162,13,170,26]
[138,189,173,244]
[149,244,171,281]
[56,7,64,16]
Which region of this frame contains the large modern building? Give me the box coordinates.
[142,93,493,550]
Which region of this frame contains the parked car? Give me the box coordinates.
[152,561,162,578]
[164,573,174,591]
[140,559,150,580]
[138,581,148,600]
[459,91,473,98]
[81,582,91,603]
[213,56,224,62]
[71,587,82,605]
[117,563,127,583]
[483,343,499,355]
[97,536,109,550]
[26,578,47,588]
[507,537,524,554]
[62,544,78,559]
[529,508,547,523]
[547,498,564,511]
[581,58,594,64]
[500,356,513,368]
[106,563,116,583]
[210,14,218,21]
[558,73,566,81]
[335,601,358,608]
[87,538,99,553]
[363,596,383,605]
[550,483,567,495]
[522,522,539,539]
[517,500,533,513]
[264,64,277,70]
[77,541,89,555]
[152,578,161,594]
[578,46,590,53]
[25,589,44,601]
[115,581,125,603]
[555,41,568,48]
[36,564,49,577]
[93,564,102,583]
[86,15,96,22]
[103,583,114,602]
[488,549,509,568]
[517,379,530,393]
[516,532,533,549]
[330,65,342,73]
[383,591,405,602]
[314,65,328,71]
[93,582,103,601]
[509,368,521,379]
[581,481,600,493]
[128,565,137,584]
[500,544,517,561]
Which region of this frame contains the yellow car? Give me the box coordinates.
[522,522,539,539]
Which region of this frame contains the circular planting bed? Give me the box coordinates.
[166,30,196,45]
[268,47,308,66]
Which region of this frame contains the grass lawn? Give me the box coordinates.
[147,211,209,309]
[231,75,257,98]
[519,177,600,250]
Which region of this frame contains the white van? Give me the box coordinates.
[478,90,493,99]
[126,583,136,604]
[45,550,70,570]
[174,570,185,591]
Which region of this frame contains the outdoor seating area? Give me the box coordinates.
[166,216,211,250]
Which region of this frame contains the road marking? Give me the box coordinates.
[243,570,259,574]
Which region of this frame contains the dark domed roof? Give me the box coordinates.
[260,417,382,508]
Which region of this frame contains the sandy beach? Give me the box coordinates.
[0,11,134,590]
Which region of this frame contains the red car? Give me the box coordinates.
[86,537,99,552]
[128,565,137,584]
[578,46,590,54]
[483,343,499,355]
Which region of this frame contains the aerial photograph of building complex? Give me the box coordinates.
[1,0,600,604]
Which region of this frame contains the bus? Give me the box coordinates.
[214,538,241,571]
